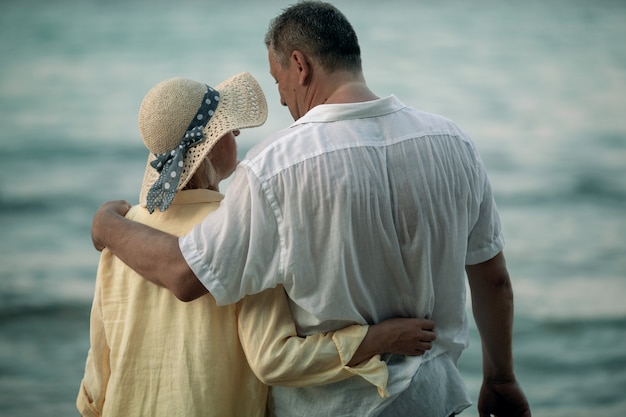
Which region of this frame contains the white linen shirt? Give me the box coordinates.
[180,95,504,416]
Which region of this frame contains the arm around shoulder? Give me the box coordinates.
[91,200,207,301]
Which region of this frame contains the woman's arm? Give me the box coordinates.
[348,316,435,365]
[237,285,435,396]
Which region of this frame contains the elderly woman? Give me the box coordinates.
[77,73,435,417]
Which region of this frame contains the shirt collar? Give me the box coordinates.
[290,95,405,127]
[170,189,224,205]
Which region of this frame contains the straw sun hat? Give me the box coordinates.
[138,72,268,212]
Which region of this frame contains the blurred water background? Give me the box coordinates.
[1,0,625,415]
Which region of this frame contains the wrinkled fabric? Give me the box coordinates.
[181,96,504,416]
[78,189,384,417]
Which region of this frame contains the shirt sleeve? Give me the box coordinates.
[77,252,111,417]
[237,285,390,398]
[180,165,284,306]
[465,156,505,265]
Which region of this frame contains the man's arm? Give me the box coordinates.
[91,200,207,301]
[466,251,531,417]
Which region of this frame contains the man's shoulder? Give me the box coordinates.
[244,125,296,161]
[401,105,460,129]
[240,123,319,180]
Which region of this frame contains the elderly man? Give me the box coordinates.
[92,2,530,416]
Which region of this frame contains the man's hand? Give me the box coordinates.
[348,318,436,366]
[91,200,132,251]
[477,379,531,417]
[89,199,204,301]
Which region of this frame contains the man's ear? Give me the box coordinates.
[291,50,311,86]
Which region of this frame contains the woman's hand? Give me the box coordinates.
[349,318,436,366]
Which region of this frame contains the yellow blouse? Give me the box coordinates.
[77,189,387,417]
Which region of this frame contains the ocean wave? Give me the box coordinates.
[571,171,626,204]
[0,141,146,214]
[0,135,145,159]
[0,191,102,215]
[513,315,626,380]
[495,170,626,208]
[0,301,91,325]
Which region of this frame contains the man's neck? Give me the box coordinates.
[309,71,379,108]
[324,81,379,105]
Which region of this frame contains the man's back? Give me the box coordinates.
[244,96,500,332]
[192,95,503,415]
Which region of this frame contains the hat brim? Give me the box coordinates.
[139,72,267,207]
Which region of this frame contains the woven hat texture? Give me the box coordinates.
[138,72,267,206]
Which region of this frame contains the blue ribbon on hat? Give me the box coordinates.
[146,85,220,213]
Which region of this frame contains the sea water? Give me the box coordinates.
[0,0,625,415]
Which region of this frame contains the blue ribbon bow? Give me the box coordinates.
[146,85,220,213]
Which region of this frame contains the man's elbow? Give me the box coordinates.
[169,270,208,302]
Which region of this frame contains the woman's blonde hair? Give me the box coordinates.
[183,156,219,191]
